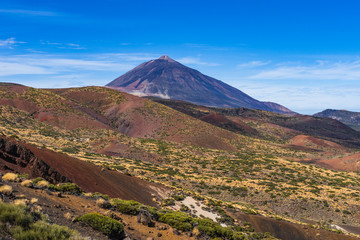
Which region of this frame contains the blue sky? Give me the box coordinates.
[1,0,360,114]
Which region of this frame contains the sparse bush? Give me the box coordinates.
[18,173,29,179]
[0,185,13,195]
[2,173,19,182]
[342,210,351,215]
[91,192,110,200]
[162,198,175,206]
[0,202,79,239]
[172,194,185,201]
[75,213,125,239]
[61,147,79,154]
[14,199,29,206]
[21,180,33,188]
[48,183,82,194]
[241,208,258,215]
[36,180,49,188]
[32,177,45,185]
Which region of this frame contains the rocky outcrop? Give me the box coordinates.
[0,136,168,206]
[0,136,70,183]
[137,209,155,227]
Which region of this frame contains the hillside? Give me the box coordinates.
[152,98,360,149]
[314,109,360,131]
[1,84,360,239]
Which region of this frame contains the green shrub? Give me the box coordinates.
[162,198,175,206]
[12,221,75,240]
[342,210,351,215]
[91,192,110,200]
[0,202,78,240]
[32,177,45,185]
[110,199,142,215]
[75,213,124,239]
[61,147,79,154]
[197,218,232,238]
[48,183,82,194]
[172,194,185,201]
[158,211,194,231]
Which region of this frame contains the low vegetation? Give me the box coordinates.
[75,213,125,239]
[48,183,82,194]
[2,173,19,182]
[0,185,13,195]
[0,202,80,240]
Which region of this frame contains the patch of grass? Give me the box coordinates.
[75,213,124,239]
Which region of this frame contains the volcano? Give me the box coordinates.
[106,55,294,114]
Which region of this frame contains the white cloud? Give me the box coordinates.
[177,57,220,66]
[0,38,26,49]
[236,82,360,114]
[250,60,360,81]
[99,53,159,61]
[237,60,271,68]
[0,9,57,16]
[40,41,86,50]
[58,43,86,50]
[0,61,52,76]
[0,54,135,76]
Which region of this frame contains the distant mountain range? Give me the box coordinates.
[106,55,295,115]
[314,109,360,131]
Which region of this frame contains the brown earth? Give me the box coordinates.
[0,136,168,206]
[0,85,111,130]
[231,211,359,240]
[199,112,258,136]
[318,153,360,172]
[288,135,347,152]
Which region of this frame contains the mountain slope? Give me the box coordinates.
[50,86,242,151]
[0,84,244,151]
[0,136,165,205]
[151,98,360,149]
[106,55,294,114]
[314,109,360,131]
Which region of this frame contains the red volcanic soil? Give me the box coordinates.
[199,112,258,136]
[287,135,360,171]
[0,136,167,206]
[231,211,359,240]
[52,87,240,151]
[318,153,360,172]
[98,141,162,164]
[0,85,111,130]
[288,135,347,152]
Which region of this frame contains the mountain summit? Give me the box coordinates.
[106,55,294,114]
